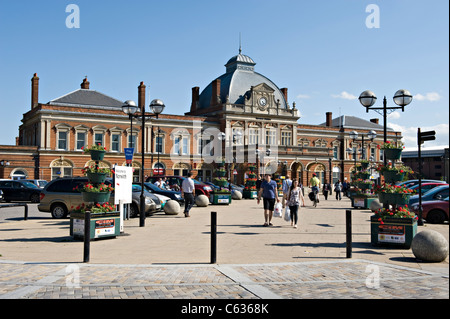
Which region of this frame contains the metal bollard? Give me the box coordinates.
[211,211,217,264]
[24,204,28,221]
[346,210,352,258]
[83,212,91,263]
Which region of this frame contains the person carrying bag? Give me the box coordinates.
[286,179,304,229]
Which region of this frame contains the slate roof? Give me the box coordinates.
[48,89,123,108]
[319,115,393,131]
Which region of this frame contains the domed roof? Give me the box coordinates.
[225,53,256,67]
[197,53,288,110]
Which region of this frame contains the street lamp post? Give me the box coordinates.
[123,98,165,227]
[349,130,377,160]
[359,89,413,165]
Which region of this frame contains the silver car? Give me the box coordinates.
[38,177,159,219]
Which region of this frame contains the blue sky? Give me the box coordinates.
[0,0,448,150]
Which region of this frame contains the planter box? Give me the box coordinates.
[210,192,231,205]
[378,193,410,206]
[243,190,258,199]
[356,172,371,179]
[382,171,405,183]
[383,148,402,160]
[370,215,417,249]
[70,211,120,240]
[90,150,106,161]
[356,182,373,190]
[82,191,111,203]
[352,196,378,209]
[86,172,107,183]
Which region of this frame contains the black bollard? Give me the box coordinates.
[24,204,28,221]
[346,210,352,258]
[211,211,217,264]
[83,212,91,263]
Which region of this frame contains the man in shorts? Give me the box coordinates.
[257,175,280,226]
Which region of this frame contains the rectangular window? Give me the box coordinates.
[111,134,120,152]
[249,128,259,145]
[281,131,292,146]
[94,133,103,146]
[76,132,86,150]
[333,146,338,159]
[266,130,276,146]
[182,138,188,155]
[128,134,136,149]
[174,137,180,155]
[232,128,243,145]
[156,136,163,154]
[58,131,67,150]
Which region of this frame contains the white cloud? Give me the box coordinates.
[296,93,310,99]
[388,122,449,150]
[388,111,401,120]
[332,91,357,100]
[414,92,441,102]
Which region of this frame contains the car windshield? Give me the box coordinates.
[423,185,447,196]
[144,183,159,191]
[20,181,39,189]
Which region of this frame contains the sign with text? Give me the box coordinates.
[124,148,134,164]
[114,166,132,204]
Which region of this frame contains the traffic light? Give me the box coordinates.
[418,129,436,145]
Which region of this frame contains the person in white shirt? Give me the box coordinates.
[181,172,195,217]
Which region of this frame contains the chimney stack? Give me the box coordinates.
[326,112,332,127]
[81,77,90,89]
[191,86,199,113]
[138,81,146,111]
[210,79,221,106]
[370,118,379,124]
[281,88,288,102]
[31,73,39,109]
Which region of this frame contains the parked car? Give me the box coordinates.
[0,189,3,201]
[140,182,184,206]
[0,180,41,203]
[412,196,449,224]
[130,184,162,216]
[409,183,448,194]
[146,176,213,198]
[38,177,159,219]
[22,179,48,189]
[397,179,447,188]
[408,185,449,207]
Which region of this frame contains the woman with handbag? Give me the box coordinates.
[286,179,304,229]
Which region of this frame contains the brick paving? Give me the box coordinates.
[0,197,448,300]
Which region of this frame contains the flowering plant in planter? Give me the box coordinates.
[75,182,114,193]
[81,165,111,175]
[373,183,414,195]
[376,163,412,174]
[71,202,116,214]
[377,140,404,150]
[373,206,417,223]
[81,144,106,153]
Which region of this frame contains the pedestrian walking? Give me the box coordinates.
[257,175,280,227]
[286,179,304,228]
[181,172,195,217]
[282,173,292,209]
[309,173,321,206]
[334,180,343,200]
[322,181,329,200]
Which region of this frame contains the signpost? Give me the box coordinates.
[114,166,133,232]
[417,128,436,226]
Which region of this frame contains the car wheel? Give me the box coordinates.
[129,204,139,218]
[426,209,446,224]
[30,193,40,203]
[51,204,68,219]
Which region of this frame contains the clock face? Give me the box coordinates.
[259,97,267,107]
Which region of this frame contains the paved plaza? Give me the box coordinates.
[0,196,448,300]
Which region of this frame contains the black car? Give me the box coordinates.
[140,182,185,206]
[0,180,41,203]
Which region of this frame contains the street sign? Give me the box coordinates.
[153,168,165,175]
[124,148,134,164]
[418,129,436,144]
[233,169,238,175]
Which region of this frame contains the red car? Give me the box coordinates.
[413,196,449,224]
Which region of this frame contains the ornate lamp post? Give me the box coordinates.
[122,98,165,227]
[359,90,412,164]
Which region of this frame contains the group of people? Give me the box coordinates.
[256,173,347,228]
